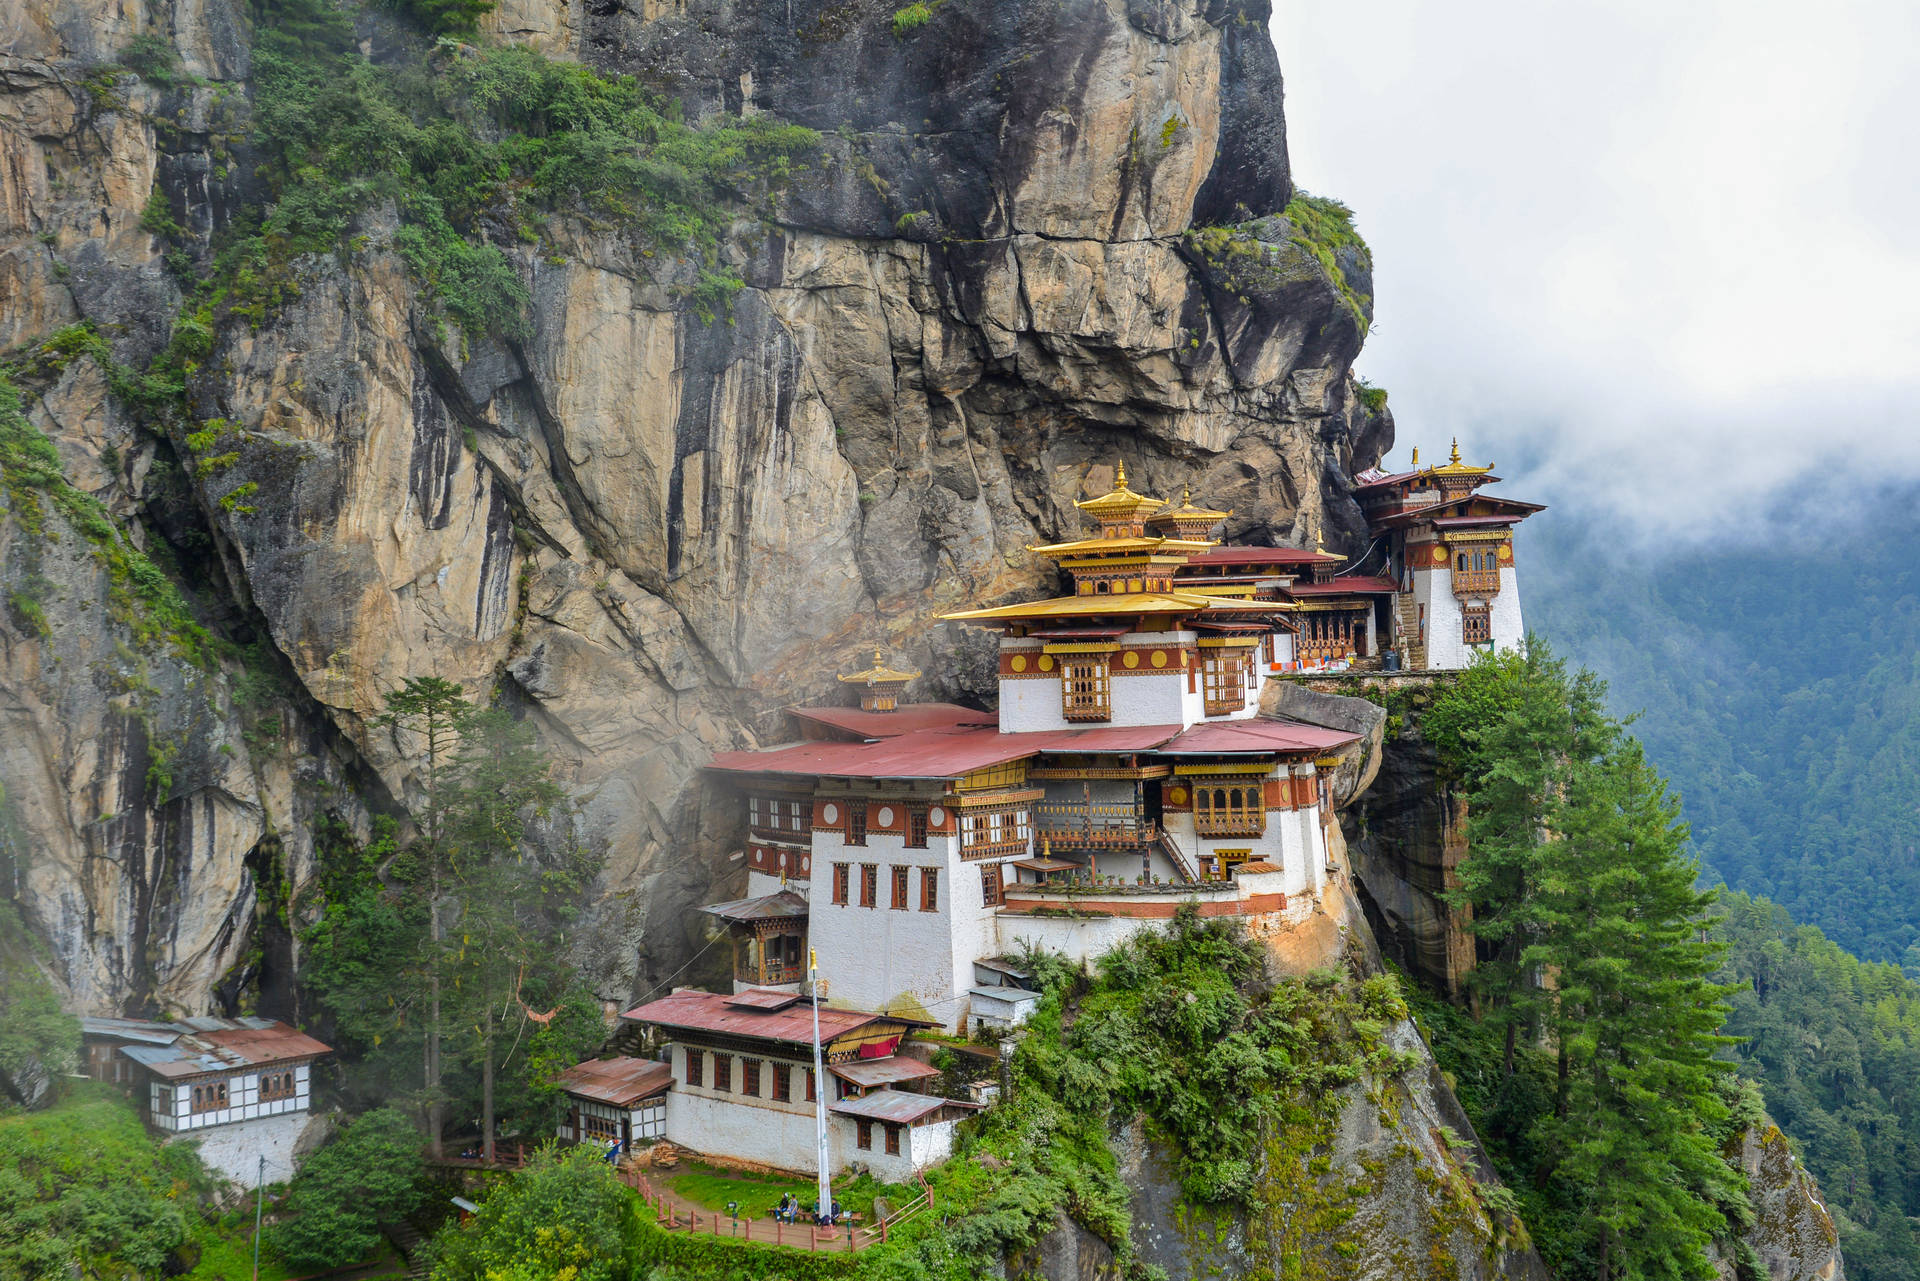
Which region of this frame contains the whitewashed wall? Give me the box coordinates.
[149,1063,311,1132]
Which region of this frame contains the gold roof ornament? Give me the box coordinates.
[838,647,920,686]
[1410,446,1420,466]
[1425,437,1495,479]
[1073,459,1167,523]
[1147,484,1232,536]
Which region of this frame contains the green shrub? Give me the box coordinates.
[272,1108,426,1270]
[891,2,935,36]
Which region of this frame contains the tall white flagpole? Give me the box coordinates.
[808,948,832,1226]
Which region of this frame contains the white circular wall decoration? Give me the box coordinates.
[876,806,896,827]
[928,805,948,828]
[821,802,840,824]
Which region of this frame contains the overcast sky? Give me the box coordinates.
[1270,0,1920,541]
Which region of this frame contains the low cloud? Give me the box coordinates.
[1271,0,1920,540]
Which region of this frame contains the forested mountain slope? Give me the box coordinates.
[1527,492,1920,969]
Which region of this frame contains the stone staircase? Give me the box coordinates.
[1393,592,1426,671]
[387,1220,430,1280]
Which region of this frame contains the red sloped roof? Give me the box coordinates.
[623,990,933,1047]
[1285,576,1400,596]
[1157,718,1360,756]
[788,703,995,740]
[1180,547,1336,566]
[708,725,1186,780]
[556,1057,673,1106]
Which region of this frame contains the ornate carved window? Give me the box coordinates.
[981,863,1004,908]
[832,863,850,905]
[748,796,808,838]
[1060,658,1111,722]
[712,1054,732,1093]
[846,804,868,847]
[1462,607,1491,646]
[920,868,939,912]
[1201,651,1249,716]
[684,1049,704,1087]
[1194,783,1266,837]
[860,864,879,908]
[743,1058,762,1097]
[260,1071,296,1102]
[191,1081,230,1113]
[891,866,910,910]
[907,808,928,849]
[960,807,1030,860]
[773,1063,792,1102]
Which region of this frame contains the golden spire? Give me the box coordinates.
[1115,458,1128,489]
[1450,438,1461,466]
[1314,521,1327,555]
[1410,446,1420,467]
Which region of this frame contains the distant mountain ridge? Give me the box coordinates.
[1528,488,1920,970]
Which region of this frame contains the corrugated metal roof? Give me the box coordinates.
[699,890,809,924]
[81,1017,181,1046]
[829,1057,941,1088]
[623,989,934,1047]
[828,1088,974,1124]
[787,704,994,740]
[103,1018,329,1078]
[556,1057,673,1106]
[1157,719,1360,756]
[1180,546,1338,565]
[726,989,803,1011]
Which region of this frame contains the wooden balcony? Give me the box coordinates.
[1034,801,1157,850]
[1450,568,1500,597]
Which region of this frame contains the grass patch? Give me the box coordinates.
[661,1162,913,1221]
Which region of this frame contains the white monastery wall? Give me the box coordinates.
[807,828,966,1028]
[181,1111,326,1185]
[1491,566,1525,652]
[993,911,1161,964]
[667,1088,824,1173]
[1416,568,1471,670]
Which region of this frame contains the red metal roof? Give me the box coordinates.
[1027,626,1130,640]
[787,703,994,740]
[1430,515,1526,529]
[623,990,934,1047]
[1286,576,1400,596]
[1180,547,1335,566]
[556,1057,673,1106]
[708,725,1186,780]
[1157,718,1360,756]
[829,1056,941,1088]
[828,1089,977,1124]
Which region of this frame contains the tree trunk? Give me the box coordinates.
[428,865,443,1159]
[481,1002,495,1167]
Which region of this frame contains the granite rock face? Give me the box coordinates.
[0,0,1391,1013]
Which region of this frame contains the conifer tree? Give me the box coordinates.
[1529,740,1747,1279]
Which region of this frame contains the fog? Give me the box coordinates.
[1270,0,1920,541]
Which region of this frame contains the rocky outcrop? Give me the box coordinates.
[1330,675,1479,1002]
[0,0,1392,1014]
[1115,1016,1550,1281]
[1719,1125,1845,1281]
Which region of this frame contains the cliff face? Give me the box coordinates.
[1,0,1390,1014]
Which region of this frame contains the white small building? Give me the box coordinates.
[621,988,974,1179]
[554,1057,671,1150]
[82,1016,331,1184]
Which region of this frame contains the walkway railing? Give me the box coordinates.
[618,1167,931,1253]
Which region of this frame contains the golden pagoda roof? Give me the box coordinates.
[837,648,920,685]
[940,591,1222,623]
[1072,460,1167,522]
[1026,534,1216,558]
[1423,438,1495,479]
[1148,486,1232,527]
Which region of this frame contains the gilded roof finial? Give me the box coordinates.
[1181,484,1191,504]
[1314,521,1327,554]
[874,646,885,667]
[1114,458,1129,490]
[1411,446,1420,467]
[1450,438,1461,466]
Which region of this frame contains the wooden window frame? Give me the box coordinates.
[1201,651,1248,716]
[884,1123,902,1156]
[773,1063,791,1102]
[1060,657,1112,722]
[860,864,879,908]
[713,1053,732,1094]
[1194,782,1266,837]
[191,1080,230,1114]
[920,867,939,912]
[981,862,1004,907]
[684,1048,704,1088]
[846,803,868,847]
[1462,607,1492,645]
[832,863,850,905]
[907,807,929,849]
[260,1070,296,1102]
[891,865,910,910]
[804,1068,816,1102]
[743,1058,762,1097]
[856,1119,873,1151]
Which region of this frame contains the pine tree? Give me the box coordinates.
[1529,740,1748,1279]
